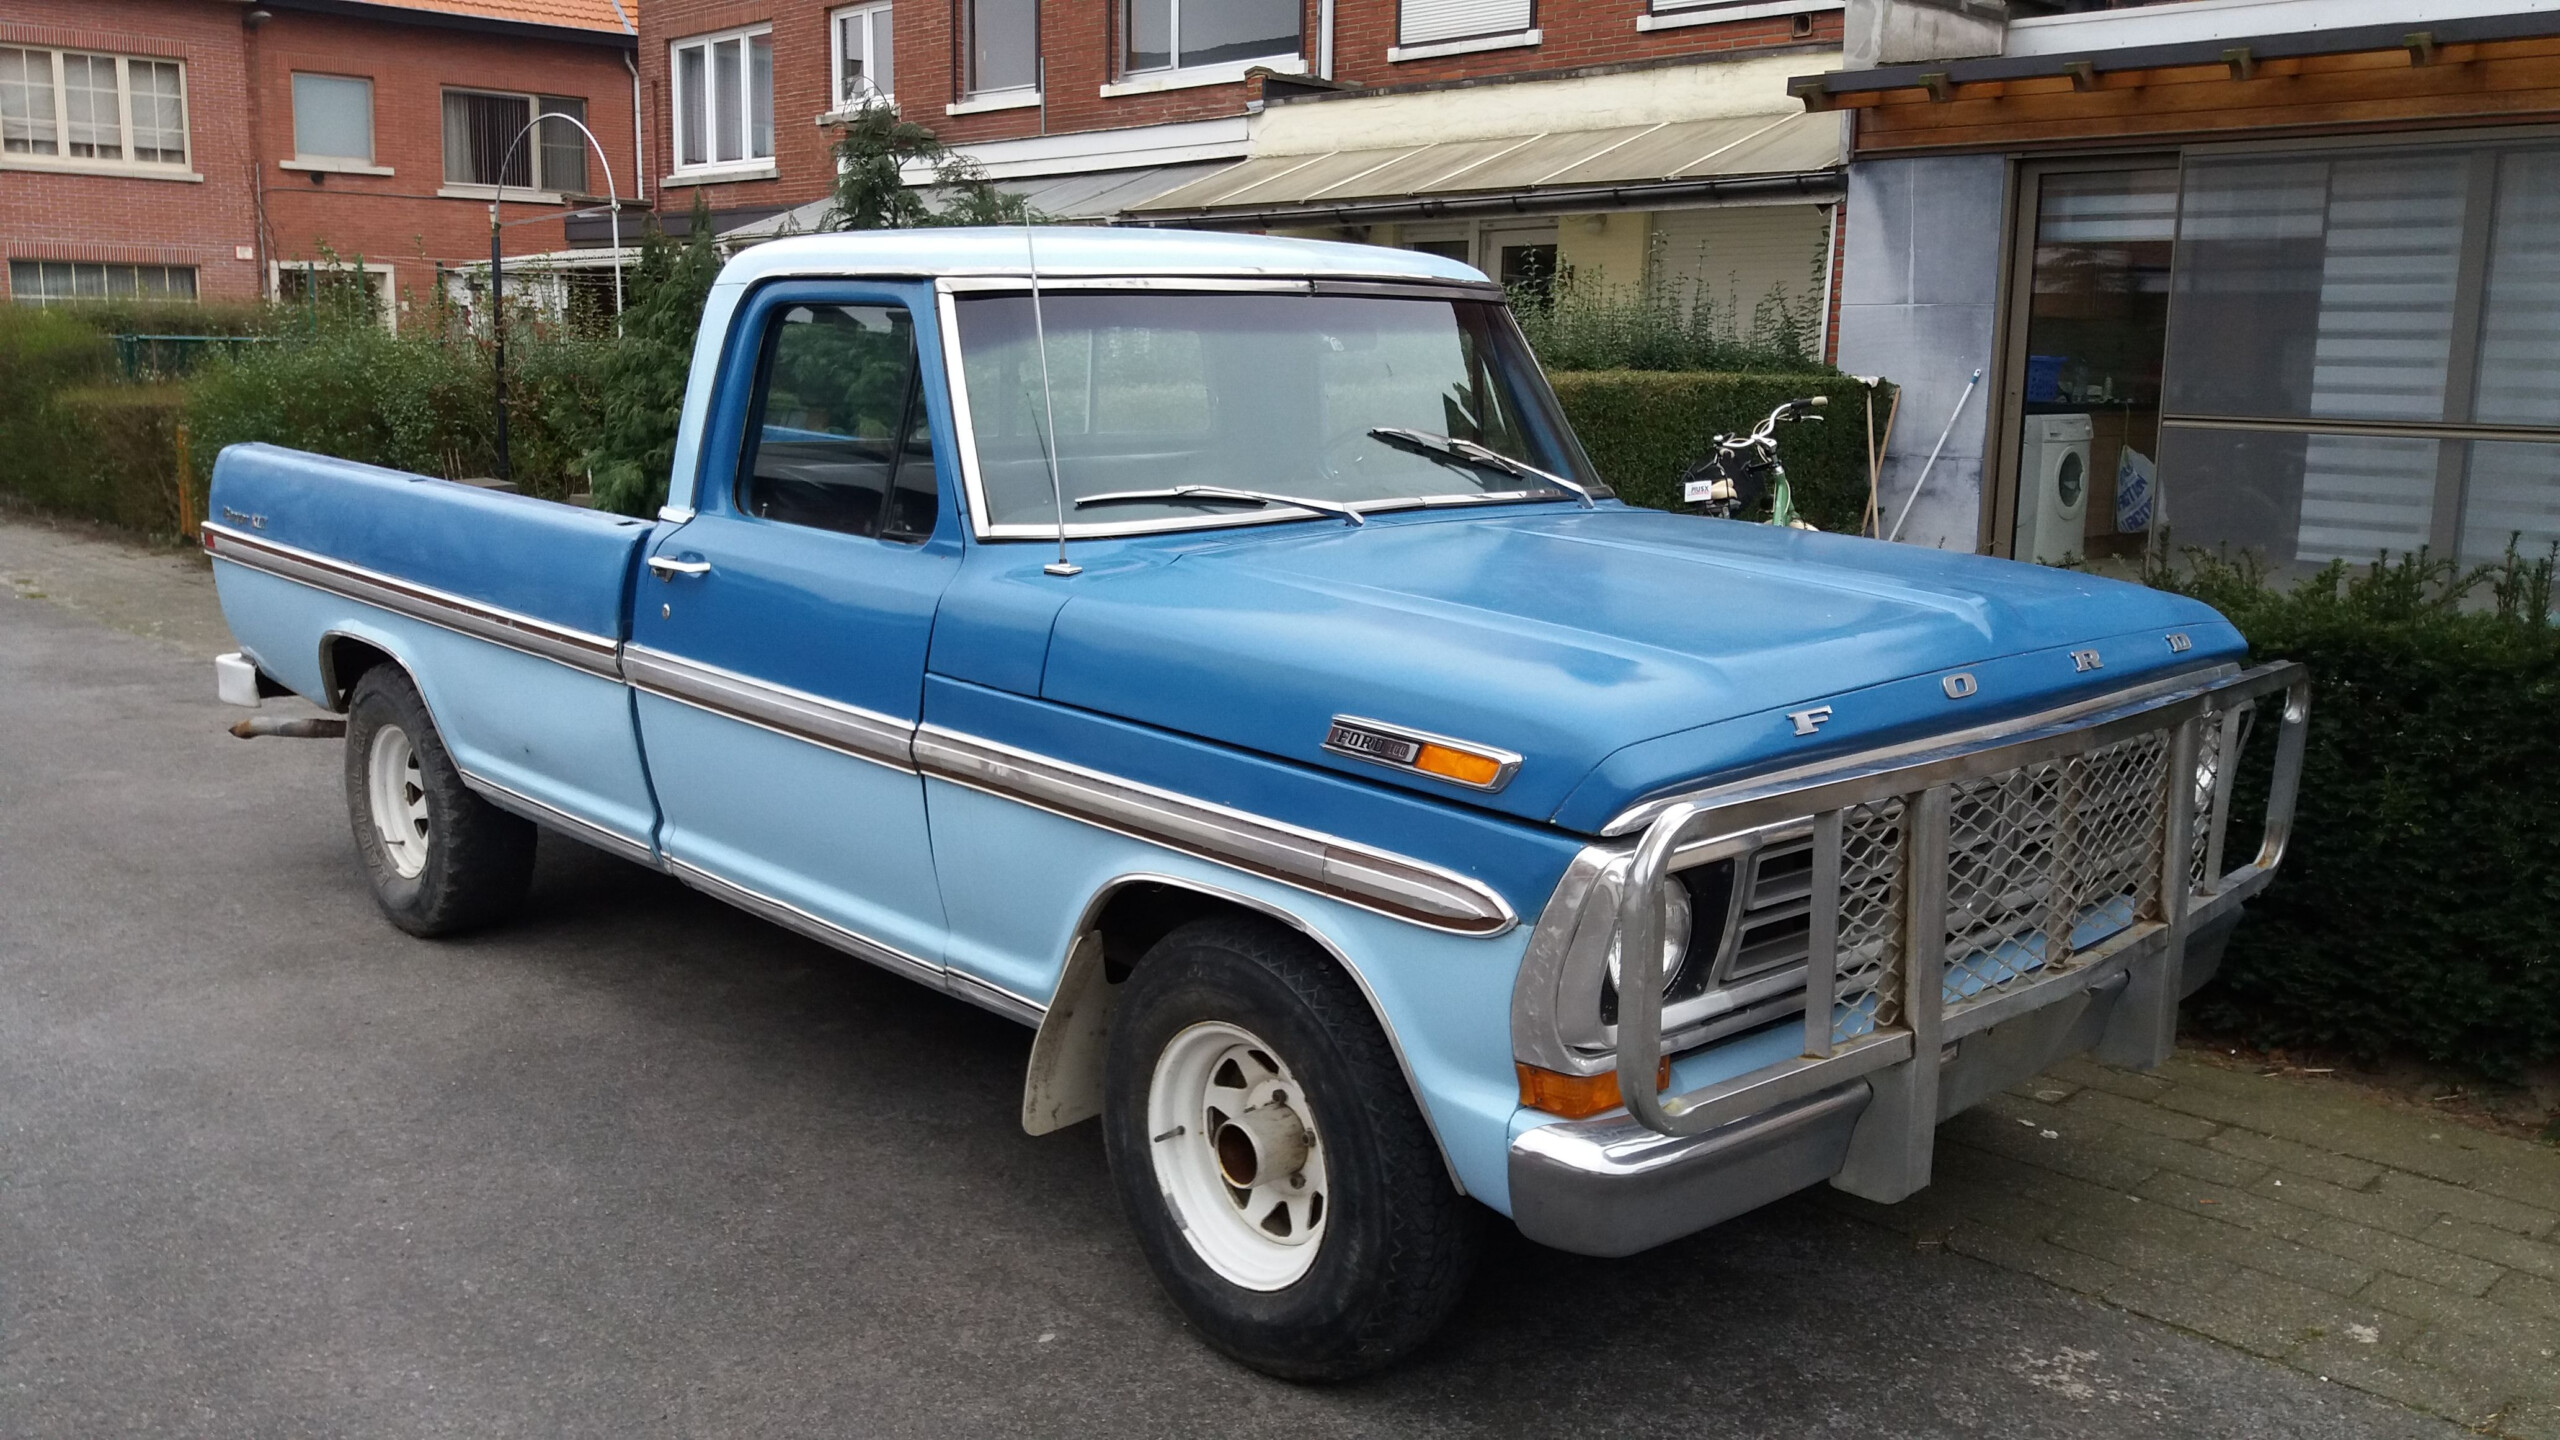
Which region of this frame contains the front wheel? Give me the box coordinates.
[342,665,535,936]
[1102,917,1482,1380]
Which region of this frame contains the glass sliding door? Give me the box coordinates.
[2004,166,2179,566]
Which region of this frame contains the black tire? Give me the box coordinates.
[1102,916,1483,1381]
[342,665,535,937]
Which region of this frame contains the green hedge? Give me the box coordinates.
[2166,550,2560,1078]
[184,322,610,504]
[1549,370,1893,535]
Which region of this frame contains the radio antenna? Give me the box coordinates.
[1026,223,1079,578]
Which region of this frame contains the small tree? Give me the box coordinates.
[825,105,1032,230]
[582,196,722,516]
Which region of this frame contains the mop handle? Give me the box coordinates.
[1888,369,1983,544]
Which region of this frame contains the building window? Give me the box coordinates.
[0,47,188,170]
[671,26,773,172]
[964,0,1039,96]
[1398,0,1533,48]
[272,260,397,330]
[1125,0,1299,73]
[9,260,197,304]
[832,3,895,109]
[2002,138,2560,580]
[292,73,374,163]
[443,90,588,194]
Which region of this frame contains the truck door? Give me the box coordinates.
[626,283,959,981]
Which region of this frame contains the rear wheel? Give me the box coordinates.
[343,666,535,936]
[1103,916,1482,1380]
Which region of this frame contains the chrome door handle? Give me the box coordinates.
[647,555,712,579]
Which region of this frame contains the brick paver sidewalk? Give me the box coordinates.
[1826,1050,2560,1437]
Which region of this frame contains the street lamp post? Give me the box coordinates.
[486,112,622,483]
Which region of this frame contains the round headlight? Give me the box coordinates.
[1606,879,1695,998]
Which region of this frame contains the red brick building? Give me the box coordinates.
[638,1,1848,347]
[3,0,642,323]
[3,0,263,303]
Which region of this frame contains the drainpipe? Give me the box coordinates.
[1317,0,1335,80]
[624,50,647,206]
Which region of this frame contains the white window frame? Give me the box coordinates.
[7,259,199,305]
[1635,0,1840,33]
[0,46,196,181]
[668,24,775,181]
[284,71,391,176]
[829,3,895,115]
[268,258,399,332]
[1114,0,1304,88]
[1392,0,1537,59]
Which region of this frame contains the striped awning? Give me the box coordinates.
[1128,110,1841,224]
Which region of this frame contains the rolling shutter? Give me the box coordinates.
[1399,0,1533,46]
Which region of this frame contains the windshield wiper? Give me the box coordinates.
[1367,427,1596,509]
[1075,485,1367,527]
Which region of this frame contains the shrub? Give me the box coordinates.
[1514,253,1824,374]
[0,308,114,512]
[38,385,191,531]
[187,315,609,503]
[2157,546,2560,1078]
[581,209,723,516]
[1549,370,1893,535]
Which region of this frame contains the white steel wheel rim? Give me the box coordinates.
[1146,1020,1330,1291]
[366,723,431,880]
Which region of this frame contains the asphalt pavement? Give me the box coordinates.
[0,538,2460,1438]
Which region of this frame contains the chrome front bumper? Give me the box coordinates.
[1507,663,2308,1254]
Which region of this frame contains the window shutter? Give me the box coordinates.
[1398,0,1533,47]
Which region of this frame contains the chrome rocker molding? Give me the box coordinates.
[914,725,1518,937]
[1512,661,2311,1224]
[666,856,1047,1026]
[623,645,915,772]
[202,522,621,679]
[456,766,659,870]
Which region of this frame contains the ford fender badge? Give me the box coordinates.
[1323,716,1521,792]
[2165,631,2193,653]
[1787,705,1834,737]
[2071,649,2104,673]
[1942,672,1979,699]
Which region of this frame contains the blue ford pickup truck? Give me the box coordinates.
[207,229,2308,1379]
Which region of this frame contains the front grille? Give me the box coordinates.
[1833,798,1908,1044]
[1940,732,2169,1008]
[1673,731,2175,1046]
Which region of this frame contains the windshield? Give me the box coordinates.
[951,290,1603,531]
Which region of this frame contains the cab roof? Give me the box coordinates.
[714,227,1493,288]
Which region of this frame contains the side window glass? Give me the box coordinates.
[738,303,938,541]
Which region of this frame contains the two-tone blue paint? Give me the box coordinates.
[208,228,2260,1226]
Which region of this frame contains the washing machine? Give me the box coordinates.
[2020,413,2093,564]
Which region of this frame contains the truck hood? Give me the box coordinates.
[1037,506,2241,834]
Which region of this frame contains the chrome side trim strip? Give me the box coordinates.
[455,766,661,870]
[622,645,916,772]
[947,968,1048,1027]
[914,726,1518,937]
[665,857,952,995]
[202,522,622,679]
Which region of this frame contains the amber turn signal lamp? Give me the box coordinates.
[1516,1059,1673,1120]
[1412,743,1502,787]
